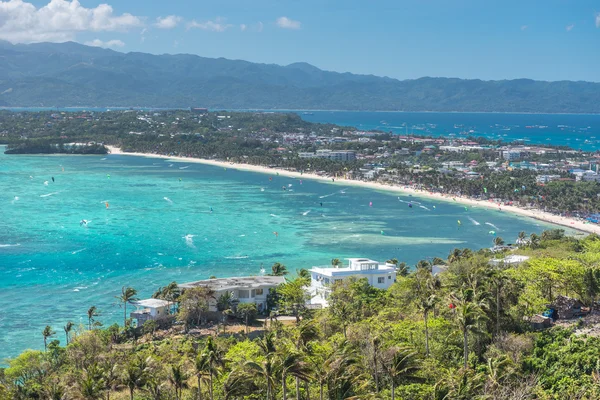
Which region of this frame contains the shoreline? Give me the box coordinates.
[107,146,600,236]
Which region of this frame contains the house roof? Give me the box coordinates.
[179,276,286,291]
[132,299,170,309]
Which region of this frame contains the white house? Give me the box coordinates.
[489,255,530,267]
[309,258,397,307]
[130,298,171,326]
[178,276,286,313]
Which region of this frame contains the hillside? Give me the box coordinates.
[1,41,599,112]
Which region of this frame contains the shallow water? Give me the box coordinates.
[0,150,566,359]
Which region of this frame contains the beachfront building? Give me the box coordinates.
[130,298,171,326]
[489,255,530,267]
[309,258,397,307]
[178,276,286,313]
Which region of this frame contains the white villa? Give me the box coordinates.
[130,298,171,326]
[309,258,397,307]
[178,276,286,313]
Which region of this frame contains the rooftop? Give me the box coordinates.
[179,275,286,291]
[132,298,170,309]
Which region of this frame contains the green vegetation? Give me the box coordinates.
[1,42,600,113]
[4,232,600,399]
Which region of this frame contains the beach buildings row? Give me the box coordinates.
[130,258,397,325]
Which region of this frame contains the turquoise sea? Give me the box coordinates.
[0,148,569,360]
[299,111,600,151]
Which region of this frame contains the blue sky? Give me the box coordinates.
[3,0,600,81]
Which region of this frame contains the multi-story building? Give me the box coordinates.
[309,258,396,307]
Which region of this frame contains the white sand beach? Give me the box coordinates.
[107,146,600,235]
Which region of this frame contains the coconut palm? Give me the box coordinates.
[493,237,505,247]
[380,346,420,400]
[122,357,147,400]
[270,262,288,276]
[452,293,489,369]
[169,364,189,400]
[87,306,100,330]
[116,286,138,327]
[196,336,224,400]
[63,321,74,345]
[42,325,55,351]
[153,281,180,314]
[331,258,342,267]
[279,352,311,400]
[414,268,441,357]
[79,366,104,400]
[529,233,541,249]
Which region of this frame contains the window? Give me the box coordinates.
[388,275,392,279]
[377,277,385,284]
[251,289,256,298]
[238,290,249,299]
[324,278,330,284]
[334,279,342,283]
[255,288,264,296]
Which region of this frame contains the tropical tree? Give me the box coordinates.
[278,278,310,323]
[87,306,100,330]
[493,237,505,247]
[153,281,180,314]
[122,356,147,400]
[169,364,189,400]
[42,325,55,351]
[380,347,421,400]
[63,321,74,345]
[331,258,342,267]
[270,262,288,276]
[196,336,223,400]
[116,286,138,327]
[178,286,215,330]
[279,352,311,400]
[79,365,104,400]
[451,291,489,369]
[413,267,441,357]
[237,303,258,334]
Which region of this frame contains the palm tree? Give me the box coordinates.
[63,321,74,345]
[123,357,147,400]
[116,286,138,327]
[79,366,105,400]
[294,321,320,399]
[153,281,180,314]
[380,347,420,400]
[331,258,342,267]
[279,352,311,400]
[196,336,223,400]
[493,236,505,247]
[169,364,189,400]
[87,306,100,330]
[517,231,527,245]
[529,233,541,249]
[270,262,288,276]
[245,358,277,400]
[452,293,489,369]
[42,325,55,351]
[414,268,440,357]
[296,268,311,283]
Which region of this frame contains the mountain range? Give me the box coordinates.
[1,41,599,113]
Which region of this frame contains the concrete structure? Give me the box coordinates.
[309,258,396,307]
[503,150,522,161]
[298,149,356,161]
[179,276,286,313]
[536,175,561,184]
[130,299,171,326]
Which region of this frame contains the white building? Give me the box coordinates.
[309,258,397,307]
[130,298,171,326]
[178,276,286,313]
[489,255,530,267]
[298,149,356,161]
[536,175,561,184]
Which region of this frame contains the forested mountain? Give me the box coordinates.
[1,41,599,112]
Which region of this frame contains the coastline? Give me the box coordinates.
[106,146,600,236]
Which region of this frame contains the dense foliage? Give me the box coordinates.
[4,232,600,399]
[1,42,600,112]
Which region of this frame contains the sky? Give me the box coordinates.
[1,0,599,82]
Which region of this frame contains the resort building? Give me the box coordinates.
[130,298,171,326]
[489,255,530,267]
[178,276,286,313]
[309,258,397,307]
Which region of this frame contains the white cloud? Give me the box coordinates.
[276,16,301,30]
[596,13,600,28]
[240,23,247,31]
[566,24,574,32]
[520,25,528,31]
[187,17,232,32]
[154,15,181,29]
[0,0,143,43]
[85,38,124,48]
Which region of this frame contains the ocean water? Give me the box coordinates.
[0,149,569,360]
[299,111,600,151]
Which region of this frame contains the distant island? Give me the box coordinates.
[1,41,600,113]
